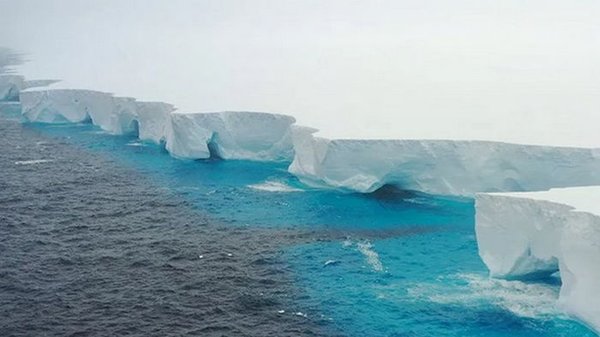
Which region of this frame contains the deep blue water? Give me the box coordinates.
[1,107,595,336]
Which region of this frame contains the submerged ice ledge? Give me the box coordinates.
[475,187,600,333]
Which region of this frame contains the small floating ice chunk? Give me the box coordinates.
[126,141,147,147]
[247,180,303,193]
[14,159,53,165]
[277,310,285,314]
[323,260,340,267]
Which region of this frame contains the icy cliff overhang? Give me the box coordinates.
[475,187,600,332]
[289,126,600,195]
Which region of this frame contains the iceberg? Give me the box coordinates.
[21,88,178,139]
[475,187,600,333]
[19,89,295,161]
[165,111,295,160]
[21,89,108,124]
[0,75,58,101]
[289,127,600,195]
[17,88,600,194]
[134,101,176,144]
[0,75,24,101]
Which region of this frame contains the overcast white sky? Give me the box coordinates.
[1,0,599,146]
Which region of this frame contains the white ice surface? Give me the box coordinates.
[475,187,600,333]
[134,101,175,144]
[19,88,295,161]
[165,111,295,161]
[18,88,600,194]
[289,126,600,195]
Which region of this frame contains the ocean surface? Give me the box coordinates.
[0,105,595,336]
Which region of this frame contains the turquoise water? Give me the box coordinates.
[20,120,596,336]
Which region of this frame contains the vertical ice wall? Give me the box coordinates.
[165,111,295,160]
[475,188,600,333]
[289,127,600,195]
[19,89,296,161]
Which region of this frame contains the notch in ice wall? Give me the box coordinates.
[475,187,600,333]
[289,127,600,196]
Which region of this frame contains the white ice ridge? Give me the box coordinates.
[289,126,600,195]
[0,75,58,101]
[475,187,600,333]
[19,89,295,161]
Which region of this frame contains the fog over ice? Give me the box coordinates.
[1,0,598,147]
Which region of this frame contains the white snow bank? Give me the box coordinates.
[289,127,600,195]
[165,111,295,161]
[0,75,57,101]
[475,187,600,333]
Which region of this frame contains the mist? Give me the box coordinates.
[1,0,598,146]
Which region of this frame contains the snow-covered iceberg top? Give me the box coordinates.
[289,126,600,195]
[475,187,600,333]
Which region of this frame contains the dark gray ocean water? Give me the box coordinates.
[0,116,332,336]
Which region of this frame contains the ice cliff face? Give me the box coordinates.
[0,75,24,101]
[20,89,179,141]
[165,111,295,160]
[475,187,600,333]
[21,89,133,133]
[20,89,295,161]
[289,127,600,195]
[18,88,600,193]
[134,101,175,144]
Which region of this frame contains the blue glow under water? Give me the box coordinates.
[20,120,596,336]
